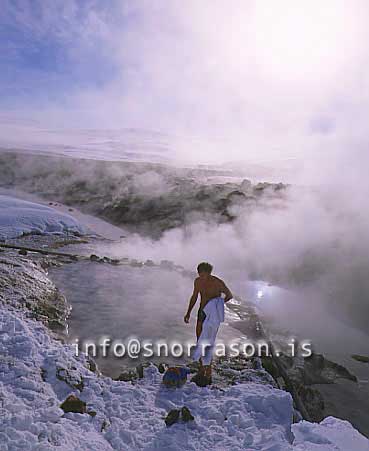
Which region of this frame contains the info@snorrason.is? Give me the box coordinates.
[73,337,312,360]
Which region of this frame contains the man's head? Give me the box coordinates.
[197,262,213,279]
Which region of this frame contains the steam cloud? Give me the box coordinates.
[105,151,369,338]
[1,1,369,346]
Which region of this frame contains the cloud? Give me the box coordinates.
[1,0,369,166]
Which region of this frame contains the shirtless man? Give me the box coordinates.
[183,262,232,385]
[184,262,233,339]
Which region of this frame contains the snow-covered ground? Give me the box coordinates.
[0,198,368,450]
[0,195,86,240]
[1,299,368,451]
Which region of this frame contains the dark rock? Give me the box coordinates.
[101,256,120,265]
[165,409,180,427]
[254,182,268,191]
[136,362,150,378]
[278,353,294,369]
[162,367,189,388]
[90,254,100,262]
[60,395,87,414]
[115,370,137,382]
[261,356,280,379]
[251,357,263,370]
[86,356,98,373]
[137,364,144,378]
[195,190,211,201]
[274,182,286,191]
[18,249,28,256]
[190,372,212,387]
[351,354,369,364]
[227,190,247,201]
[157,363,167,374]
[187,361,201,374]
[101,419,110,432]
[296,384,325,422]
[271,352,357,422]
[39,259,50,270]
[304,353,357,384]
[181,406,194,422]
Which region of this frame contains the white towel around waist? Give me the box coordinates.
[192,297,225,365]
[203,296,225,325]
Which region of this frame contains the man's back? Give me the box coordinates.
[184,262,233,343]
[196,275,227,308]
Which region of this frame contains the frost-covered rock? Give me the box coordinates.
[0,255,69,328]
[0,195,85,240]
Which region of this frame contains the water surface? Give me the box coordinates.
[50,261,240,377]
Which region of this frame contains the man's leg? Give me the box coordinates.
[192,327,212,385]
[203,364,212,379]
[196,318,202,341]
[196,318,203,367]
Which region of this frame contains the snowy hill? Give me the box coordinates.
[0,195,86,240]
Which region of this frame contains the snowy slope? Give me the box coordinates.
[1,303,369,450]
[293,418,369,450]
[0,195,85,240]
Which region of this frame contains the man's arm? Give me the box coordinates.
[184,280,199,323]
[221,280,233,302]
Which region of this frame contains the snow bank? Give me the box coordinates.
[0,195,85,240]
[0,306,293,451]
[293,417,369,450]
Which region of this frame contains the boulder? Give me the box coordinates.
[165,409,180,427]
[351,354,369,364]
[60,394,87,414]
[181,406,194,422]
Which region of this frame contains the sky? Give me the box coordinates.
[1,0,369,166]
[1,1,369,340]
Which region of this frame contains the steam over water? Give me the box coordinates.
[49,261,240,377]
